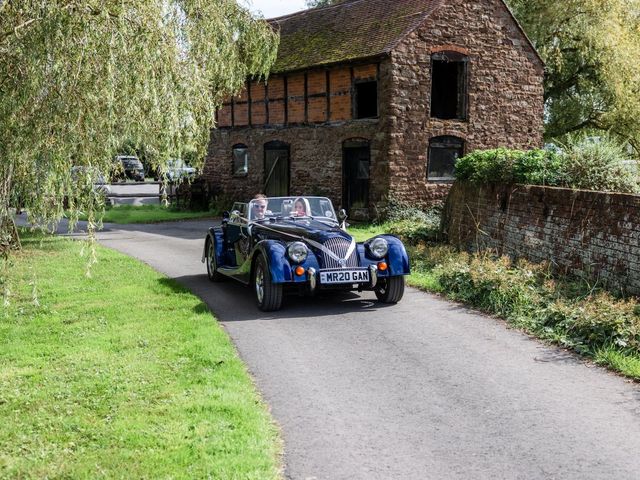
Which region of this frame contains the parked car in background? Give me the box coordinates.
[70,166,112,206]
[622,159,639,176]
[164,158,197,183]
[113,155,145,182]
[202,196,410,311]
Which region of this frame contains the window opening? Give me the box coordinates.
[354,80,378,119]
[232,144,249,176]
[427,136,464,181]
[430,52,468,120]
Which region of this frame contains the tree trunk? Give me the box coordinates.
[0,161,20,253]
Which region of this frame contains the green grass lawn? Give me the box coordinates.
[347,223,389,242]
[1,233,281,479]
[78,205,216,224]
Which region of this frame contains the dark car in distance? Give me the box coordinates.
[113,155,145,182]
[202,196,410,311]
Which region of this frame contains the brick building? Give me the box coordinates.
[203,0,544,218]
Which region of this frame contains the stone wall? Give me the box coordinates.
[388,0,544,206]
[202,120,385,213]
[444,182,640,295]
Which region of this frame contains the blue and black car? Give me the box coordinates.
[202,196,410,311]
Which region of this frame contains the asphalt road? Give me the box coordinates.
[34,218,640,479]
[108,182,161,206]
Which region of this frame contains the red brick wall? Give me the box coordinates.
[329,67,351,122]
[444,182,640,296]
[216,65,366,127]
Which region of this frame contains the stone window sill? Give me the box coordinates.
[427,178,455,184]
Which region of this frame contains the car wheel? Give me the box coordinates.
[253,254,283,311]
[375,276,405,304]
[206,238,225,282]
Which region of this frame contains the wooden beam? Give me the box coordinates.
[326,69,331,122]
[265,82,269,125]
[350,66,355,119]
[247,80,252,127]
[304,72,309,124]
[284,75,289,125]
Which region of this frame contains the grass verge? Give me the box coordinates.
[77,205,216,224]
[407,244,640,380]
[350,223,640,380]
[1,232,281,479]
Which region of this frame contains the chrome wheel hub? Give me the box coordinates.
[255,266,264,303]
[208,243,215,273]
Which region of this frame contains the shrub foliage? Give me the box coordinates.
[411,245,640,357]
[559,134,639,193]
[455,134,639,193]
[378,197,442,244]
[455,148,564,186]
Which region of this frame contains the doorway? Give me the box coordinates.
[342,139,370,212]
[264,141,290,197]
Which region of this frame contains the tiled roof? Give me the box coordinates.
[268,0,443,73]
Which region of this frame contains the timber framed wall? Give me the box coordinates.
[216,62,379,129]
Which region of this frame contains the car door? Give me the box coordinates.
[224,203,252,282]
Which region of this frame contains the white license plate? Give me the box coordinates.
[319,269,370,284]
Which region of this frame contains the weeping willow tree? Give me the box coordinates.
[507,0,640,152]
[305,0,335,6]
[0,0,279,251]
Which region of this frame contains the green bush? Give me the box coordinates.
[378,197,443,244]
[541,294,640,351]
[454,134,639,194]
[558,134,639,193]
[455,148,563,186]
[386,218,441,244]
[435,254,544,318]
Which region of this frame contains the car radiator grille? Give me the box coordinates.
[321,237,359,269]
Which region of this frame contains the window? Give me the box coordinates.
[427,136,464,181]
[354,80,378,119]
[430,52,468,120]
[342,138,370,211]
[232,144,249,176]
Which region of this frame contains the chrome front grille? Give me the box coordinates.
[321,237,359,269]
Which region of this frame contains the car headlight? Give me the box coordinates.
[368,237,388,259]
[287,241,309,264]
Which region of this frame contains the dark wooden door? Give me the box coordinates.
[342,142,370,212]
[264,142,290,197]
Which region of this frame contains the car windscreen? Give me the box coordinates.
[248,197,337,222]
[122,159,142,168]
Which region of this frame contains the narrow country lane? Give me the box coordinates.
[39,218,640,479]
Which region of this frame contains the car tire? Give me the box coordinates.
[253,254,283,311]
[375,276,405,304]
[206,237,225,282]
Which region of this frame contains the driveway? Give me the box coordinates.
[34,218,640,479]
[108,182,162,205]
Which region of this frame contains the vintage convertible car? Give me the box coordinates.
[202,196,410,311]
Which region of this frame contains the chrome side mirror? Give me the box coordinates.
[337,209,348,229]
